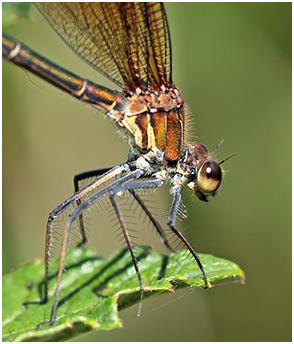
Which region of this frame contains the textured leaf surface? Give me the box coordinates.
[3,247,244,341]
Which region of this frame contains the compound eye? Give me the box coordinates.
[197,160,222,194]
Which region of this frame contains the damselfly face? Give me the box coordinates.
[185,144,222,202]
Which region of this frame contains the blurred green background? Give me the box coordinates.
[3,2,291,342]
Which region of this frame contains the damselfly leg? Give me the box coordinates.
[74,168,174,251]
[45,165,168,324]
[168,186,209,289]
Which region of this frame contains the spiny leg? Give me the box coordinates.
[110,192,144,290]
[74,173,169,292]
[73,168,112,247]
[24,164,130,311]
[168,186,209,289]
[129,190,174,252]
[107,177,166,292]
[47,214,73,325]
[45,168,145,324]
[74,168,172,252]
[23,218,52,307]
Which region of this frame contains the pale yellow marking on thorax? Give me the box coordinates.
[147,117,156,150]
[121,116,143,148]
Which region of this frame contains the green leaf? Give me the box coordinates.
[3,247,244,341]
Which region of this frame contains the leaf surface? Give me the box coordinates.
[2,247,244,341]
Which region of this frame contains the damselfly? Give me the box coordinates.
[3,3,227,325]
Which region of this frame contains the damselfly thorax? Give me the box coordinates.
[110,86,185,165]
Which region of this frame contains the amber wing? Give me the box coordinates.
[36,2,172,92]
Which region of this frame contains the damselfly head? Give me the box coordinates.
[187,143,222,202]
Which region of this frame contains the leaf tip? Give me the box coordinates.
[240,271,246,284]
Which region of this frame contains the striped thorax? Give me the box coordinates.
[109,86,185,165]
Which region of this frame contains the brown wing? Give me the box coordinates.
[36,2,173,92]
